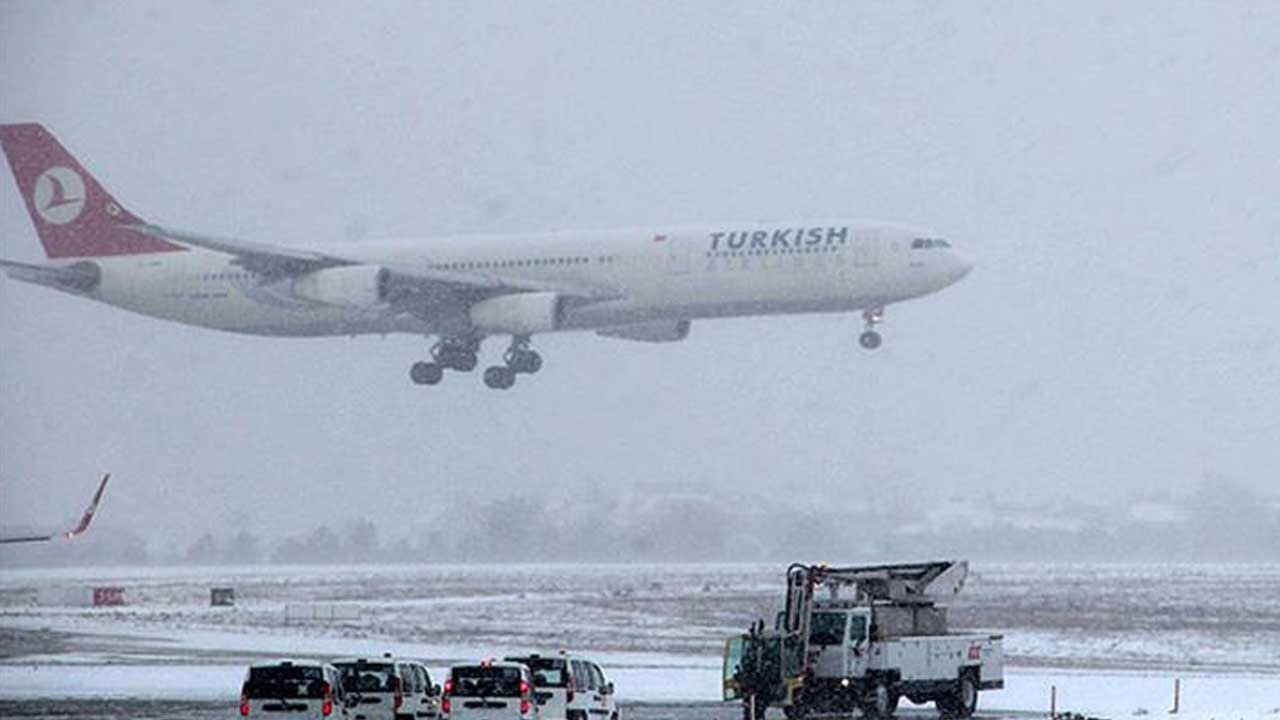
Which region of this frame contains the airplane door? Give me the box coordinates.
[664,233,692,275]
[852,229,881,268]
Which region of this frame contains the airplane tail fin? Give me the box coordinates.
[0,123,183,259]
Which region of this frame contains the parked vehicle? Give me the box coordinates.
[399,659,443,719]
[503,652,618,720]
[239,659,347,718]
[443,660,539,720]
[723,561,1004,719]
[334,655,439,720]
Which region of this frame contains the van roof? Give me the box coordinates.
[506,652,588,662]
[250,659,331,669]
[453,661,528,671]
[332,656,404,666]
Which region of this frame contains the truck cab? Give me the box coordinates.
[808,603,871,680]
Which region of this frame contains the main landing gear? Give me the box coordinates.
[483,336,542,390]
[859,306,885,350]
[409,335,542,389]
[409,336,480,386]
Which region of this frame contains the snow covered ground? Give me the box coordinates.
[1,563,1277,717]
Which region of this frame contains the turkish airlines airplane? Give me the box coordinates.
[0,124,971,389]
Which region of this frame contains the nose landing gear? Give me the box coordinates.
[859,307,884,350]
[483,336,542,390]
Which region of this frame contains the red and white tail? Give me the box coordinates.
[0,123,183,259]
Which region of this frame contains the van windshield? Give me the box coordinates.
[334,662,396,693]
[451,666,523,697]
[245,665,327,699]
[507,657,567,687]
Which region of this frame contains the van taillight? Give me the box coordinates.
[520,680,530,696]
[441,697,451,714]
[566,673,575,703]
[239,683,250,716]
[520,698,531,715]
[444,679,453,695]
[391,676,403,710]
[321,681,333,717]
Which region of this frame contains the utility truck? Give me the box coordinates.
[722,561,1003,719]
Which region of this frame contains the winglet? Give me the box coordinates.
[63,473,109,540]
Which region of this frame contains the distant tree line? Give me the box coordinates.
[2,479,1277,568]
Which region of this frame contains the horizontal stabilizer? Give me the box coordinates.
[0,258,101,291]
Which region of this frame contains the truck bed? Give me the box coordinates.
[867,632,1004,687]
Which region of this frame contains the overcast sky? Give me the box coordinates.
[2,2,1278,551]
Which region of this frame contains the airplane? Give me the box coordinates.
[0,123,972,390]
[0,473,110,545]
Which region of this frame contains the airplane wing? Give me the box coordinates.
[0,258,100,292]
[63,473,110,539]
[134,225,620,309]
[0,473,110,545]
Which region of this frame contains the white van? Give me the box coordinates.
[503,653,617,720]
[334,656,439,720]
[399,659,443,719]
[239,660,348,719]
[443,661,538,720]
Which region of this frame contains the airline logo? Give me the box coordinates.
[33,166,86,225]
[709,226,849,251]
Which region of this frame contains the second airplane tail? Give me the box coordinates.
[0,123,184,259]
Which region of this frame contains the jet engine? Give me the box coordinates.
[292,265,390,308]
[597,319,691,343]
[469,292,563,335]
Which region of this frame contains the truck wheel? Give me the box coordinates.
[939,674,978,719]
[956,674,978,717]
[862,682,898,719]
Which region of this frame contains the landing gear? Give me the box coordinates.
[483,365,516,389]
[482,336,543,390]
[432,337,479,372]
[859,307,885,350]
[504,337,542,375]
[409,336,478,387]
[409,361,443,385]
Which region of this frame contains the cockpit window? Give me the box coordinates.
[911,238,951,249]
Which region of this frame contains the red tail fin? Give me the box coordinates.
[0,123,184,259]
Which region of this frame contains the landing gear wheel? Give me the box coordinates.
[862,682,898,720]
[859,330,883,350]
[483,365,516,389]
[410,361,443,385]
[506,349,542,374]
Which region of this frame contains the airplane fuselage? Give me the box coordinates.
[73,220,969,338]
